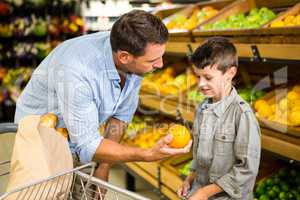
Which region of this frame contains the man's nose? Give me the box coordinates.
[153,58,163,69]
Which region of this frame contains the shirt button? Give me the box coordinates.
[222,136,226,140]
[240,101,245,105]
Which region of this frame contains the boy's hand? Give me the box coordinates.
[188,189,209,200]
[145,134,192,161]
[177,180,191,198]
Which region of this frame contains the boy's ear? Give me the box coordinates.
[227,66,237,80]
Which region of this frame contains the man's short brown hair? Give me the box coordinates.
[110,10,169,57]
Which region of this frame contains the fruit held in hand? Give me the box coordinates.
[56,128,69,139]
[168,124,191,148]
[40,113,58,128]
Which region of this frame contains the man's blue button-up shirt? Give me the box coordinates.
[15,32,143,163]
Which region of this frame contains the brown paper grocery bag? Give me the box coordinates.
[5,115,73,200]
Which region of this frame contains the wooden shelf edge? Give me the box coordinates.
[124,163,158,188]
[167,42,300,61]
[261,133,300,162]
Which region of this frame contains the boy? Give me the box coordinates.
[177,37,261,200]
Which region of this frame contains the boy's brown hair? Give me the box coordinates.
[191,37,238,72]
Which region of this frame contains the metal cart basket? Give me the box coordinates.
[0,123,150,200]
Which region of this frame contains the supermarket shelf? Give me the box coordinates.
[261,128,300,162]
[124,162,180,200]
[166,41,300,61]
[139,93,300,162]
[139,93,195,122]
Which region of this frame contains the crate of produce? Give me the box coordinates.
[192,0,298,42]
[122,114,171,178]
[152,4,188,20]
[265,2,300,28]
[182,86,265,109]
[162,0,234,41]
[160,153,192,192]
[254,84,300,138]
[182,86,205,108]
[254,165,300,200]
[141,62,197,101]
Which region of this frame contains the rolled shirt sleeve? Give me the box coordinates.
[215,111,261,199]
[56,66,103,164]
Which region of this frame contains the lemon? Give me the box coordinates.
[254,99,268,111]
[268,114,276,121]
[279,98,288,111]
[284,15,295,24]
[288,91,300,100]
[270,20,284,27]
[288,110,300,126]
[270,104,277,113]
[295,14,300,25]
[292,85,300,93]
[258,104,273,118]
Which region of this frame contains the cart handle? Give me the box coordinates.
[0,123,17,134]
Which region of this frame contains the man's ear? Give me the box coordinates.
[117,50,133,65]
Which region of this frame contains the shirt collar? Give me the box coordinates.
[103,35,143,82]
[213,87,238,117]
[201,87,238,118]
[103,35,120,81]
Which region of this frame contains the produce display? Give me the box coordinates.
[179,160,192,177]
[186,87,265,105]
[142,67,197,96]
[270,12,300,27]
[124,125,168,149]
[254,167,300,200]
[0,15,84,38]
[187,89,205,104]
[123,115,191,150]
[203,7,276,30]
[254,85,300,126]
[4,42,56,60]
[238,87,266,104]
[166,6,218,30]
[122,115,154,141]
[1,67,33,102]
[0,2,12,16]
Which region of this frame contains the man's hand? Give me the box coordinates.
[145,134,192,162]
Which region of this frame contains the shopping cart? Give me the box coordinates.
[0,123,150,200]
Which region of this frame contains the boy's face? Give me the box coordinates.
[193,64,236,101]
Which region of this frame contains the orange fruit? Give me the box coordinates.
[40,113,58,128]
[168,124,191,148]
[56,128,69,139]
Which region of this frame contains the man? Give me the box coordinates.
[14,10,191,183]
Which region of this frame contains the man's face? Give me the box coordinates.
[193,65,233,100]
[124,43,166,76]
